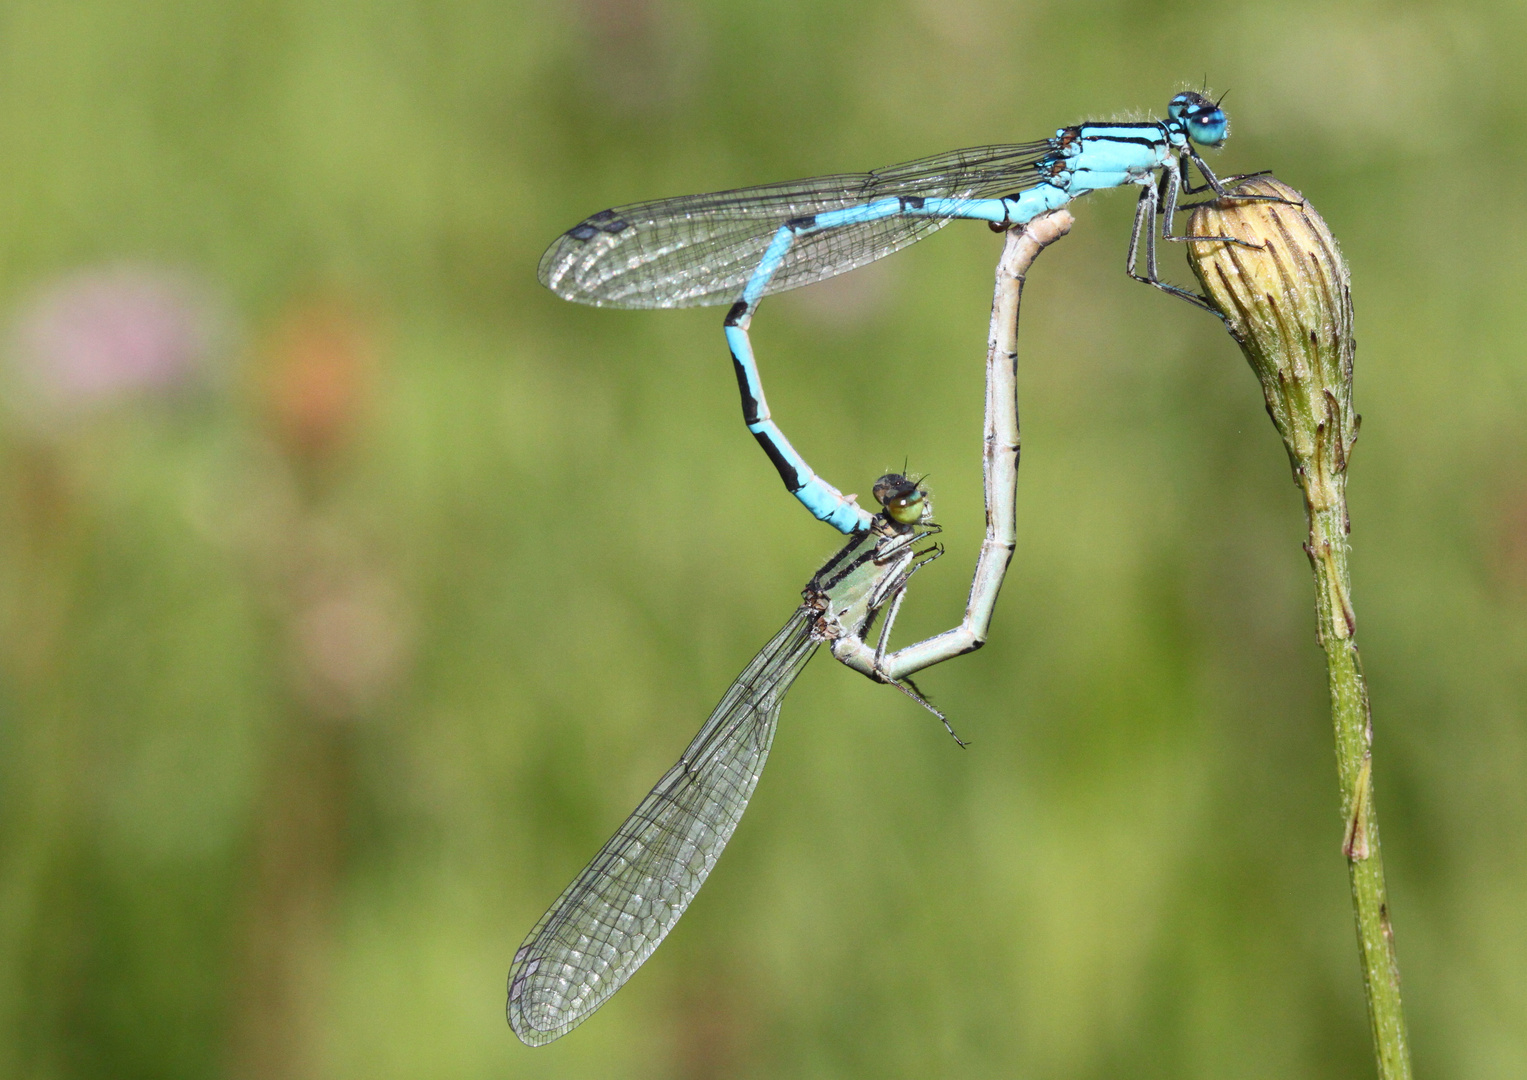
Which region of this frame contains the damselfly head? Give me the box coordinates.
[873,473,932,526]
[1168,90,1228,148]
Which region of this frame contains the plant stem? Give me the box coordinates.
[1186,177,1413,1079]
[1306,433,1411,1080]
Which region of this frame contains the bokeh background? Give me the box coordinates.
[1,1,1523,1077]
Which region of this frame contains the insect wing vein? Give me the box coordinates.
[507,609,819,1044]
[537,141,1054,308]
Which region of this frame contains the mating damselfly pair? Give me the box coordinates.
[509,91,1259,1045]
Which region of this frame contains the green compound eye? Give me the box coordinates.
[872,473,931,525]
[885,493,925,524]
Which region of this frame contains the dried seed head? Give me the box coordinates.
[1187,177,1357,494]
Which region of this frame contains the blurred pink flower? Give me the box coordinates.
[8,264,224,417]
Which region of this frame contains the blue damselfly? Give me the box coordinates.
[539,91,1257,534]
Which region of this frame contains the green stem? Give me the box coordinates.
[1303,456,1411,1080]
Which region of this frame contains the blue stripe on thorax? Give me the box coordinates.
[1076,121,1169,142]
[1072,124,1170,176]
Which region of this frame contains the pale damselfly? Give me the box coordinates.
[509,475,956,1046]
[510,212,1076,1045]
[539,91,1260,534]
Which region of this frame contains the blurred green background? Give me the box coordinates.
[1,1,1523,1077]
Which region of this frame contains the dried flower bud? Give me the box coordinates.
[1190,178,1359,646]
[1187,177,1357,502]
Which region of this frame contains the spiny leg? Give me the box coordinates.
[868,572,969,747]
[1127,158,1279,312]
[1158,162,1262,248]
[1178,149,1294,208]
[1126,177,1220,312]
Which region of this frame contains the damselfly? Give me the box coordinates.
[508,475,955,1046]
[539,91,1259,534]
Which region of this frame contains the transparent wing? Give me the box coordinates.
[508,609,820,1045]
[538,141,1056,308]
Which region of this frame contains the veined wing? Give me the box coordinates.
[538,141,1055,308]
[508,609,820,1046]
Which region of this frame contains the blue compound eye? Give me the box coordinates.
[1169,91,1228,147]
[1187,109,1228,147]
